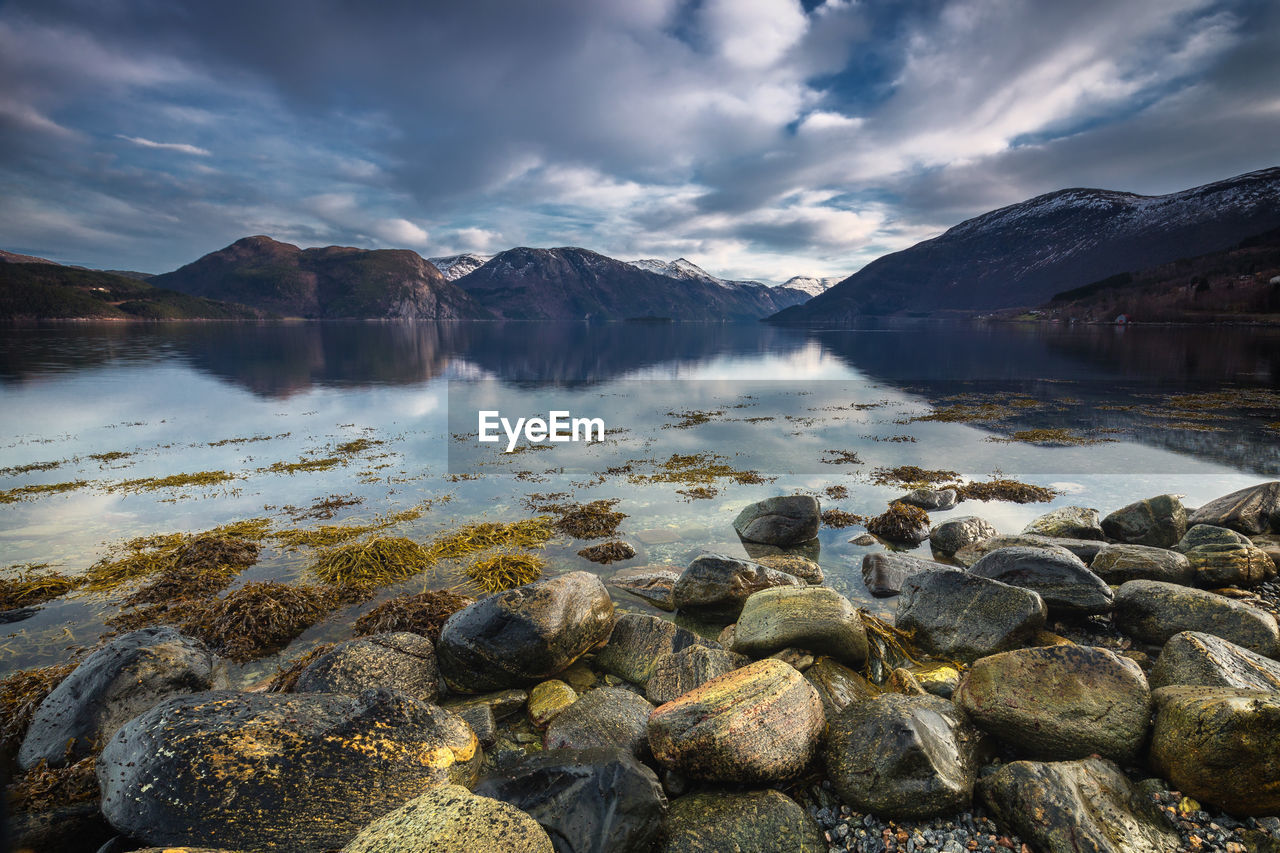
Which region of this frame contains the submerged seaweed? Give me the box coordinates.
[353,589,475,643]
[551,500,627,539]
[311,537,432,588]
[0,566,80,610]
[465,552,546,593]
[183,581,334,663]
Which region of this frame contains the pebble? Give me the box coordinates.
[1150,789,1280,852]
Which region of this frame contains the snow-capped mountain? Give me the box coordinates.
[771,166,1280,322]
[427,252,492,281]
[779,276,841,297]
[627,257,725,285]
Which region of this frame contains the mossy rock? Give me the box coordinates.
[730,585,867,667]
[1101,494,1187,548]
[662,790,824,853]
[1113,580,1279,655]
[1151,631,1280,691]
[340,784,553,853]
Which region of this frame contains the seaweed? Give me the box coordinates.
[990,428,1111,446]
[265,457,344,474]
[86,523,267,591]
[425,518,556,560]
[0,481,90,504]
[821,450,862,465]
[551,500,627,539]
[311,537,432,588]
[909,403,1008,424]
[677,486,718,501]
[820,509,864,529]
[665,410,723,429]
[576,541,636,565]
[286,493,365,521]
[107,470,236,493]
[630,453,767,488]
[265,643,336,693]
[0,663,75,761]
[276,523,384,550]
[865,502,929,541]
[353,589,475,643]
[183,581,334,663]
[0,566,80,610]
[860,611,926,684]
[88,451,132,463]
[824,485,849,500]
[7,756,98,813]
[0,460,64,477]
[465,552,546,593]
[335,438,384,455]
[869,466,959,488]
[955,478,1058,504]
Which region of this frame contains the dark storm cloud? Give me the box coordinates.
[0,0,1275,279]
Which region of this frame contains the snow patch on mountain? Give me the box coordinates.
[780,275,842,297]
[428,252,492,280]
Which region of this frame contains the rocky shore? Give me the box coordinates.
[7,483,1280,853]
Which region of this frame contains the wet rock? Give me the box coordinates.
[754,553,824,583]
[1185,542,1275,587]
[929,516,998,556]
[662,789,824,853]
[648,658,824,783]
[1151,631,1280,691]
[861,551,957,597]
[979,757,1181,853]
[1151,685,1280,815]
[594,613,711,685]
[672,554,803,619]
[730,586,867,667]
[1102,494,1188,548]
[866,502,931,545]
[609,565,680,611]
[897,571,1047,662]
[1090,543,1194,586]
[19,626,225,770]
[885,667,929,695]
[1188,482,1280,536]
[527,679,577,728]
[442,688,528,721]
[294,632,438,703]
[896,488,958,511]
[803,656,880,719]
[733,495,821,546]
[98,689,480,853]
[1174,523,1254,551]
[826,694,981,819]
[437,571,615,693]
[544,686,654,759]
[1114,580,1279,655]
[646,645,748,705]
[739,538,821,562]
[9,802,113,853]
[1022,506,1105,540]
[969,545,1113,615]
[475,747,667,853]
[769,647,814,670]
[953,534,1105,567]
[911,662,962,699]
[340,784,553,853]
[955,645,1151,761]
[455,702,498,748]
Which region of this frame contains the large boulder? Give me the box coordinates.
[544,687,654,759]
[608,565,681,611]
[1185,543,1274,587]
[19,626,225,770]
[953,534,1104,568]
[1102,494,1188,548]
[968,545,1113,615]
[978,758,1181,853]
[1188,482,1280,535]
[730,586,867,667]
[803,657,880,720]
[1022,506,1105,540]
[860,552,956,597]
[733,495,821,546]
[437,571,615,693]
[1173,523,1254,551]
[340,784,553,853]
[929,516,998,557]
[98,689,480,853]
[896,488,958,511]
[896,571,1047,662]
[1151,631,1280,691]
[475,748,667,853]
[646,646,748,705]
[1090,543,1194,586]
[662,790,825,853]
[825,694,981,819]
[1150,686,1280,815]
[294,632,439,703]
[648,659,824,784]
[1113,580,1279,655]
[671,554,803,619]
[954,645,1151,762]
[593,613,710,685]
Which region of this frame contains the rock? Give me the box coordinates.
[897,571,1047,662]
[646,646,749,705]
[340,784,553,853]
[849,532,878,546]
[1174,523,1254,551]
[733,495,821,546]
[8,802,114,853]
[955,645,1151,761]
[455,702,498,748]
[671,554,803,619]
[740,538,821,562]
[896,488,958,511]
[19,626,225,770]
[1114,580,1279,655]
[1151,631,1280,691]
[98,689,480,853]
[911,662,962,699]
[594,613,710,685]
[865,502,931,545]
[929,516,998,556]
[442,688,528,721]
[886,668,929,695]
[294,632,439,703]
[730,586,867,667]
[544,687,654,759]
[527,679,577,728]
[953,534,1105,567]
[1022,506,1105,540]
[861,551,957,597]
[1184,542,1275,587]
[609,565,680,610]
[979,758,1181,853]
[437,571,615,693]
[1151,686,1280,815]
[1188,482,1280,535]
[662,790,825,853]
[754,553,823,583]
[648,658,824,783]
[475,747,667,853]
[826,694,981,819]
[1102,494,1188,548]
[968,545,1113,615]
[1090,543,1195,585]
[769,647,814,670]
[803,657,880,719]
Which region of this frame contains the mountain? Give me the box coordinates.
[1,249,60,266]
[780,275,841,297]
[455,246,807,321]
[152,236,487,319]
[428,252,491,281]
[628,257,725,285]
[770,167,1280,323]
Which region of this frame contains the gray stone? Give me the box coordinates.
[897,571,1047,663]
[896,488,958,511]
[594,613,711,685]
[953,534,1105,567]
[861,552,958,597]
[527,679,577,728]
[929,516,998,556]
[661,790,825,853]
[802,656,880,720]
[646,645,749,705]
[1184,542,1275,587]
[1090,543,1194,586]
[609,565,681,611]
[1114,579,1280,655]
[1150,631,1280,691]
[441,688,528,721]
[1174,524,1253,551]
[340,784,553,853]
[753,553,824,583]
[1102,494,1188,548]
[733,495,821,546]
[1022,506,1105,540]
[969,545,1113,615]
[672,554,803,619]
[544,687,654,759]
[294,632,438,703]
[1188,482,1280,536]
[730,586,867,667]
[454,702,498,748]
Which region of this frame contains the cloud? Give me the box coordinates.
[372,218,429,246]
[117,135,210,155]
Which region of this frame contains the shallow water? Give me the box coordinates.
[2,320,1278,681]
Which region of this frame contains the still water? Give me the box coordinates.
[2,320,1278,680]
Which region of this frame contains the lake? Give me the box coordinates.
[2,319,1278,681]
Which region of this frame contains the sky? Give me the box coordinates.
[1,0,1277,282]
